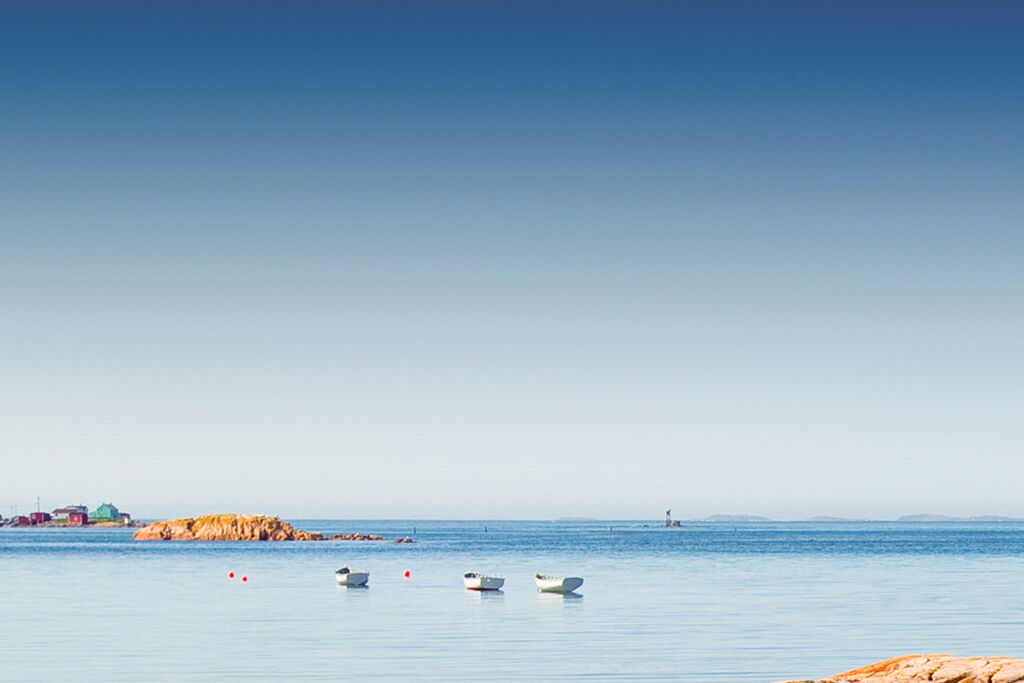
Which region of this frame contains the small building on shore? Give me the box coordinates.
[68,511,88,526]
[91,503,120,521]
[29,512,51,525]
[52,505,88,521]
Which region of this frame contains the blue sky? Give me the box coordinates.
[1,2,1022,519]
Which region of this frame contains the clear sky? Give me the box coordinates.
[1,1,1022,519]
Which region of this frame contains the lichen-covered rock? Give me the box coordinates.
[779,654,1024,683]
[329,533,386,541]
[133,514,325,541]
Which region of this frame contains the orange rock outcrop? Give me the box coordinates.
[780,654,1024,683]
[133,514,406,542]
[133,514,325,541]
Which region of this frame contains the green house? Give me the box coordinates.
[91,503,120,520]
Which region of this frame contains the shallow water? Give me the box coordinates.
[2,520,1023,681]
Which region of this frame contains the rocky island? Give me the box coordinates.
[133,514,391,542]
[779,654,1024,682]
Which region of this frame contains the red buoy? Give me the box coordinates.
[241,576,248,582]
[228,571,235,579]
[403,569,411,579]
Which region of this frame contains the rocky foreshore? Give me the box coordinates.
[779,655,1024,683]
[133,514,396,542]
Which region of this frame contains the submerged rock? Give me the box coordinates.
[133,514,325,541]
[779,654,1024,683]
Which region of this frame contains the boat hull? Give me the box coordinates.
[335,571,369,586]
[463,575,504,591]
[535,575,583,593]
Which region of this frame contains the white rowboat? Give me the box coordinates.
[534,573,583,593]
[463,572,504,591]
[335,566,369,586]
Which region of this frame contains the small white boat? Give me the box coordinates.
[463,572,504,591]
[534,573,584,593]
[335,566,369,586]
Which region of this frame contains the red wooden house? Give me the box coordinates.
[29,512,51,525]
[68,511,88,526]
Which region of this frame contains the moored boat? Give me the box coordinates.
[335,566,370,586]
[534,573,583,593]
[463,572,504,591]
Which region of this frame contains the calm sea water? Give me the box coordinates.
[2,520,1023,682]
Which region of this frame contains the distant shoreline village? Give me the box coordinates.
[1,502,140,528]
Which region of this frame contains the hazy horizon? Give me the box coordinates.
[8,501,1024,524]
[2,2,1022,519]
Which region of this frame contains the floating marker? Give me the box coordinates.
[403,570,411,579]
[228,571,235,579]
[241,576,248,582]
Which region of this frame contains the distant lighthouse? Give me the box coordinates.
[665,509,672,527]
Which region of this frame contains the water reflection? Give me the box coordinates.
[335,584,370,605]
[536,591,583,608]
[465,589,505,601]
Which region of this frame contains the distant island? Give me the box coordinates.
[897,513,1024,522]
[656,512,1024,523]
[702,514,772,522]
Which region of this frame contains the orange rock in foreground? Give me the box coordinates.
[779,654,1024,683]
[133,514,324,541]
